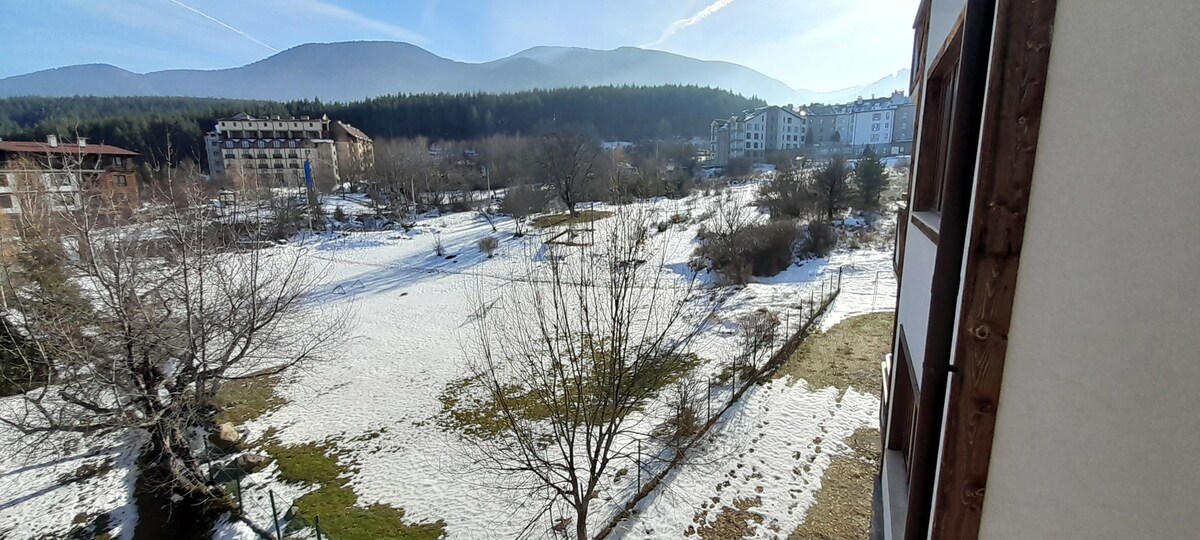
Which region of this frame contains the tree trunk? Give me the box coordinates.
[575,502,589,540]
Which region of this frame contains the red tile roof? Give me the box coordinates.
[0,141,139,157]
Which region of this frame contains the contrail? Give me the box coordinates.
[168,0,279,53]
[642,0,737,48]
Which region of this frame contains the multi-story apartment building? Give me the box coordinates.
[890,102,917,155]
[709,106,807,166]
[204,131,225,177]
[0,136,140,224]
[876,1,1199,539]
[206,113,372,188]
[803,91,916,157]
[331,121,374,182]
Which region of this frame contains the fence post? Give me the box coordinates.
[636,439,642,493]
[235,476,243,513]
[821,279,826,304]
[315,515,323,540]
[706,377,712,422]
[872,270,880,312]
[269,490,283,540]
[839,267,844,291]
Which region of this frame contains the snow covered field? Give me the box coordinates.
[0,185,897,539]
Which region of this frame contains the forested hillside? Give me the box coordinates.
[0,86,762,164]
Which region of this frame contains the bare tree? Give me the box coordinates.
[0,165,340,512]
[691,194,758,284]
[758,163,819,221]
[532,131,601,216]
[465,210,713,539]
[501,183,550,237]
[814,156,851,221]
[374,137,435,214]
[478,134,532,191]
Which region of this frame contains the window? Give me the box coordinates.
[888,328,920,477]
[256,141,266,149]
[873,113,882,121]
[114,175,128,186]
[873,125,881,132]
[241,141,251,149]
[0,195,11,208]
[872,134,880,142]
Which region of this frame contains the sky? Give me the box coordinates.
[0,0,919,92]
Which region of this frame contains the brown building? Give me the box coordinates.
[0,136,140,227]
[331,120,374,182]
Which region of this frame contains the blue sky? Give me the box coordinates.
[0,0,919,91]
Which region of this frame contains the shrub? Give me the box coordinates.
[744,221,799,277]
[332,206,347,222]
[655,221,670,233]
[802,221,838,257]
[478,236,499,258]
[434,236,447,257]
[693,219,798,284]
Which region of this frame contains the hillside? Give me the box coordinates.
[0,41,906,106]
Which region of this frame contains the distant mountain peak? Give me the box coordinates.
[0,41,907,106]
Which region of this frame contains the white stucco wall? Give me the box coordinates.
[895,223,937,390]
[978,1,1200,538]
[924,0,966,78]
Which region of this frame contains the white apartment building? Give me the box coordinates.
[207,113,340,187]
[709,106,807,166]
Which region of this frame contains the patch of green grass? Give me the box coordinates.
[774,312,892,394]
[295,485,445,540]
[214,373,286,425]
[530,209,614,228]
[265,441,344,486]
[264,439,445,540]
[439,350,703,439]
[438,376,551,439]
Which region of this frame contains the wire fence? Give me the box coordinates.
[212,267,846,540]
[595,267,844,539]
[221,473,333,539]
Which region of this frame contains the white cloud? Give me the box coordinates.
[642,0,737,48]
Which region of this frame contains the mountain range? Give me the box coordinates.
[0,41,907,106]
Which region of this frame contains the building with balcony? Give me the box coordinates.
[331,120,375,182]
[876,1,1200,539]
[0,135,140,225]
[205,113,351,188]
[709,105,807,166]
[803,92,915,157]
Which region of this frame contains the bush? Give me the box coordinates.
[802,221,838,257]
[478,236,499,258]
[744,221,799,277]
[332,206,347,222]
[693,219,798,284]
[434,236,447,257]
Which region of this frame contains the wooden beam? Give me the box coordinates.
[930,0,1059,538]
[904,1,999,538]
